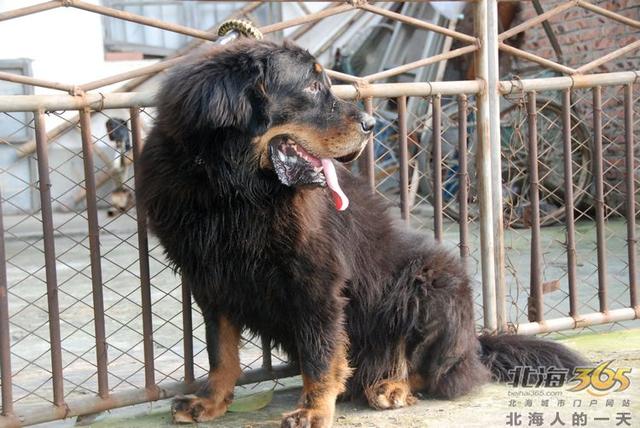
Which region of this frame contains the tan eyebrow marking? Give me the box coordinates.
[314,63,323,74]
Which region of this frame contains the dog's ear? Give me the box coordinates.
[156,49,271,138]
[202,57,271,135]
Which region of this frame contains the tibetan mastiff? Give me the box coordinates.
[138,39,585,427]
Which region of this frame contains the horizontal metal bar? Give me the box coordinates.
[260,3,354,34]
[515,308,639,335]
[499,43,576,75]
[498,0,576,42]
[574,39,640,75]
[363,44,477,83]
[332,80,482,97]
[577,0,640,30]
[0,364,299,427]
[69,0,219,41]
[0,81,482,112]
[499,70,640,93]
[79,56,185,92]
[360,3,477,44]
[0,0,61,22]
[3,68,639,113]
[0,71,76,93]
[0,92,156,112]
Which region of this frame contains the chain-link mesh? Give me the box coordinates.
[1,108,289,412]
[1,0,639,424]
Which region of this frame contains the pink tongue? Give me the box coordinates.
[321,158,349,211]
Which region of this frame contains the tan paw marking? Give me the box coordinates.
[365,380,418,410]
[171,394,229,423]
[281,408,332,428]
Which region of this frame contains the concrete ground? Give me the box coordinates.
[35,328,640,428]
[3,208,638,426]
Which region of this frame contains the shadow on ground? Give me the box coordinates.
[53,328,640,428]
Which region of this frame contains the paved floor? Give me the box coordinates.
[43,328,640,428]
[2,208,638,424]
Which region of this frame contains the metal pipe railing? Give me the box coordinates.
[364,97,375,192]
[0,364,298,427]
[457,95,470,260]
[0,188,13,417]
[623,84,638,310]
[526,91,543,323]
[397,96,410,223]
[33,110,65,407]
[432,95,443,242]
[475,0,498,333]
[130,107,158,391]
[1,1,639,426]
[561,89,579,318]
[592,86,608,314]
[79,108,109,398]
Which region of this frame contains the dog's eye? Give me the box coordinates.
[304,81,322,95]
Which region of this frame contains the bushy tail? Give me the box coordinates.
[479,334,589,382]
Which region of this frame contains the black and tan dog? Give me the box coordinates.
[138,40,585,428]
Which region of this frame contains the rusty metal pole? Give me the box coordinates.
[432,95,443,241]
[0,189,13,417]
[624,84,637,310]
[365,97,375,192]
[130,108,158,390]
[486,0,507,333]
[397,96,410,223]
[561,90,579,318]
[527,92,544,322]
[592,86,608,313]
[34,110,65,406]
[78,108,109,398]
[457,95,470,260]
[475,0,498,333]
[181,275,195,385]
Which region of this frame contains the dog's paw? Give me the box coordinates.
[365,380,417,410]
[281,408,332,428]
[171,394,227,423]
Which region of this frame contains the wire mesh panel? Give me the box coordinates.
[0,107,292,421]
[364,94,487,328]
[0,0,639,426]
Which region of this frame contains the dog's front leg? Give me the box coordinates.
[172,311,241,423]
[281,324,351,428]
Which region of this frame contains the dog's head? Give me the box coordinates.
[155,39,374,210]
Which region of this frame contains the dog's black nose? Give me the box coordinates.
[360,114,376,133]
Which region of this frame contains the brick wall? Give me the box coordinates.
[514,0,640,209]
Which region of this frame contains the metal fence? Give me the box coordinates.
[0,1,638,426]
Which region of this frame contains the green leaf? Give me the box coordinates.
[227,390,274,413]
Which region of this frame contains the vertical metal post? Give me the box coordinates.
[181,277,194,384]
[474,0,497,332]
[432,95,443,241]
[592,86,608,313]
[34,110,64,406]
[365,97,375,192]
[623,84,637,309]
[487,0,506,332]
[397,96,409,223]
[0,189,13,416]
[457,95,469,260]
[78,108,109,398]
[261,335,272,371]
[561,90,579,317]
[527,92,543,322]
[130,107,157,389]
